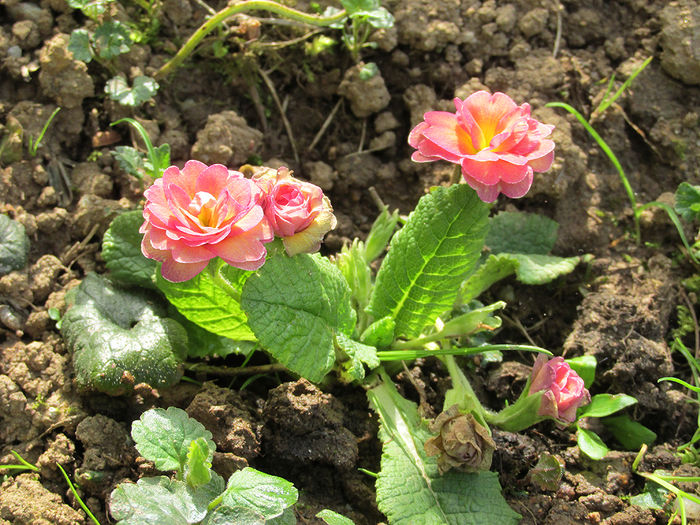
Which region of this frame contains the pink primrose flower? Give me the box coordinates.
[140,160,273,282]
[529,355,591,423]
[254,167,337,256]
[408,91,555,202]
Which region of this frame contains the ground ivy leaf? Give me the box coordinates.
[0,214,29,276]
[131,407,215,474]
[106,75,159,107]
[220,467,298,521]
[102,210,157,288]
[94,20,131,59]
[368,184,489,339]
[157,260,256,342]
[241,253,356,382]
[371,384,520,525]
[110,476,218,525]
[487,211,558,254]
[67,28,93,62]
[62,273,187,395]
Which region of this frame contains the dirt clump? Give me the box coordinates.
[0,473,87,525]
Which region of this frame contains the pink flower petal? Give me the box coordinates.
[195,164,229,195]
[463,91,517,141]
[461,156,529,185]
[528,149,555,173]
[500,169,534,199]
[421,111,476,156]
[160,257,209,283]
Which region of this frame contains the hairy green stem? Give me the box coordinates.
[156,0,347,79]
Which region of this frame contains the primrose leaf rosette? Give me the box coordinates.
[62,273,187,395]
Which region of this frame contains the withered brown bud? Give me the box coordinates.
[424,405,496,474]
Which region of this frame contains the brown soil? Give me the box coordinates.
[2,0,700,523]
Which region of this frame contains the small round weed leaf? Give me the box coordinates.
[131,407,215,474]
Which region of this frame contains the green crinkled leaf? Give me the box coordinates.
[360,316,395,348]
[62,273,187,395]
[317,509,355,524]
[102,210,157,288]
[172,309,255,358]
[460,252,580,303]
[220,467,298,521]
[512,253,581,284]
[487,211,558,254]
[109,475,224,525]
[157,259,256,342]
[368,184,489,339]
[335,332,379,382]
[94,20,132,59]
[370,384,520,525]
[675,182,700,222]
[185,437,212,488]
[241,253,356,382]
[68,29,94,62]
[106,75,159,107]
[131,407,215,475]
[459,254,518,304]
[0,214,29,276]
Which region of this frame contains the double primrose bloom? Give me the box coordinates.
[409,91,555,202]
[141,160,336,282]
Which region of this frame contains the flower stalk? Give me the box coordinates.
[155,1,347,79]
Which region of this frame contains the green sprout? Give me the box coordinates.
[110,117,170,179]
[28,107,61,157]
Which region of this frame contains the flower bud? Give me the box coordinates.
[253,167,337,256]
[425,405,495,474]
[529,355,591,423]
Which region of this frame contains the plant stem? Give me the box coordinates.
[155,1,347,79]
[184,361,287,376]
[442,354,487,427]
